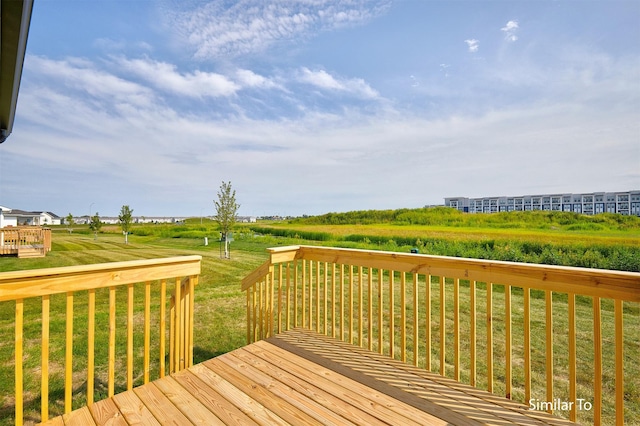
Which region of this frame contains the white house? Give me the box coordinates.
[0,208,61,226]
[0,205,12,227]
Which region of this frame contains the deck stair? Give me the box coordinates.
[17,245,45,258]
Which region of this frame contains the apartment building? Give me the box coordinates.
[445,191,640,216]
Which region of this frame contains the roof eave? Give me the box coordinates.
[0,0,34,144]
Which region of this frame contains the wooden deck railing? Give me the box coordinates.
[0,255,201,425]
[242,245,640,425]
[0,226,52,257]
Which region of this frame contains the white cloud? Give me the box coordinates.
[168,0,390,59]
[93,38,153,53]
[10,80,638,215]
[116,57,239,98]
[25,55,155,107]
[235,69,278,89]
[501,20,519,42]
[465,39,479,53]
[298,67,379,98]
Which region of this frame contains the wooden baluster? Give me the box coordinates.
[246,288,251,344]
[144,282,150,383]
[505,285,512,399]
[332,263,337,338]
[378,269,383,354]
[308,260,313,331]
[127,283,134,390]
[286,263,291,332]
[258,279,264,340]
[340,264,345,341]
[251,284,258,343]
[593,296,602,425]
[324,262,328,336]
[107,287,116,398]
[15,299,23,426]
[160,280,167,376]
[87,290,95,405]
[568,293,576,421]
[278,264,283,334]
[440,276,446,376]
[349,265,354,345]
[369,269,374,352]
[302,260,307,329]
[470,280,476,385]
[65,292,74,413]
[389,271,395,359]
[426,275,432,372]
[400,271,406,363]
[545,290,553,413]
[42,295,51,420]
[454,278,460,380]
[268,267,274,337]
[358,266,363,346]
[293,260,298,328]
[174,277,182,371]
[188,276,196,367]
[169,291,175,373]
[524,287,531,402]
[615,300,624,426]
[413,274,419,367]
[487,283,493,393]
[316,261,321,333]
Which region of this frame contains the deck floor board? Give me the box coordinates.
[40,328,580,426]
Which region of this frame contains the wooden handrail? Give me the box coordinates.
[242,245,640,425]
[1,255,201,425]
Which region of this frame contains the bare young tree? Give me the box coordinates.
[214,181,239,259]
[66,213,74,234]
[119,205,133,244]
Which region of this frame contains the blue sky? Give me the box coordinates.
[0,0,638,217]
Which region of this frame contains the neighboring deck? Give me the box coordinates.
[0,227,51,257]
[41,329,577,426]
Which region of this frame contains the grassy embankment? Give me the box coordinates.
[0,209,638,424]
[250,207,640,271]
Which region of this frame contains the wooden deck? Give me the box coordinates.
[41,329,578,426]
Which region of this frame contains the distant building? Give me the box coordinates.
[445,190,640,217]
[237,216,257,223]
[0,207,61,226]
[95,216,186,225]
[0,206,10,227]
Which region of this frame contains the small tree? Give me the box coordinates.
[214,181,239,259]
[89,213,102,240]
[66,213,74,234]
[119,205,134,244]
